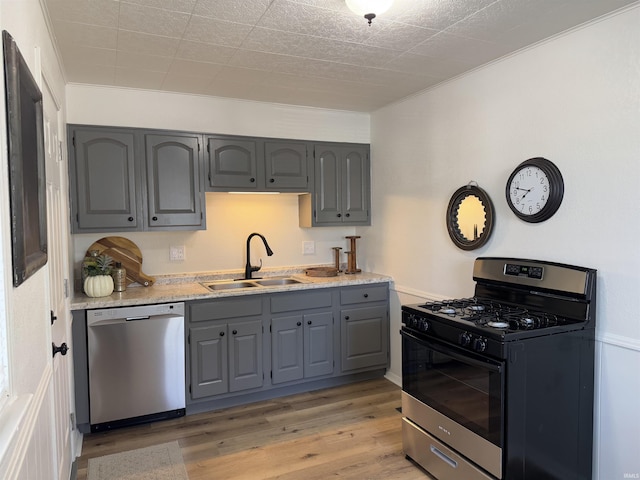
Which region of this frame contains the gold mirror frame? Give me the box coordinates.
[446,183,494,251]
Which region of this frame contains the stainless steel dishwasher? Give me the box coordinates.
[87,302,186,431]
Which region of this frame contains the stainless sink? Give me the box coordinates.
[202,281,258,291]
[254,278,304,286]
[201,277,305,291]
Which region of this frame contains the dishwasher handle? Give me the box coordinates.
[87,313,183,328]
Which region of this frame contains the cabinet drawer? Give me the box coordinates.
[190,297,263,322]
[271,290,333,313]
[340,284,388,305]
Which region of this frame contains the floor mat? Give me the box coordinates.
[87,441,188,480]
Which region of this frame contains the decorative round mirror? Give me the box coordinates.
[446,182,494,250]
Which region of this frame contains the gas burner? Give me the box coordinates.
[438,307,457,314]
[487,321,509,328]
[468,304,485,312]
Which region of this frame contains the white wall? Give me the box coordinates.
[0,0,67,478]
[66,86,371,279]
[364,5,640,479]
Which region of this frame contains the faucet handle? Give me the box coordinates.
[251,258,263,273]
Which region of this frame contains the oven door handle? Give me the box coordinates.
[401,329,503,373]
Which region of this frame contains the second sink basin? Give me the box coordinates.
[254,278,304,287]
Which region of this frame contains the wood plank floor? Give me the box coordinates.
[75,378,433,479]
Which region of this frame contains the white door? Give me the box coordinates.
[43,79,73,480]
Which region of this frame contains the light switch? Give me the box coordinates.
[302,241,315,255]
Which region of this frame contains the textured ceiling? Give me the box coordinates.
[43,0,637,112]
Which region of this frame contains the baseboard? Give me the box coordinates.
[384,371,401,387]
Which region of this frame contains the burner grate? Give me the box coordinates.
[418,297,569,331]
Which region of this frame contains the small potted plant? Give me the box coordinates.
[83,253,115,297]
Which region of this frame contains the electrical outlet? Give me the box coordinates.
[302,241,315,255]
[170,245,186,261]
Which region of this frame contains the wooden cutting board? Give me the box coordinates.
[305,267,339,277]
[86,237,155,287]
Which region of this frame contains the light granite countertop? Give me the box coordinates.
[71,266,392,310]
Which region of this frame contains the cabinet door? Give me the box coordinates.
[229,320,263,392]
[72,128,139,231]
[190,324,228,399]
[342,146,370,223]
[145,134,203,229]
[271,315,304,384]
[304,312,334,378]
[341,305,388,372]
[313,145,342,223]
[309,144,370,226]
[264,141,308,191]
[207,137,258,190]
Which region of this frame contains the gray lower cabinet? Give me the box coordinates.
[188,297,264,400]
[270,289,335,384]
[186,284,387,405]
[340,285,389,372]
[68,125,206,233]
[189,320,263,398]
[271,311,334,384]
[299,143,370,227]
[206,136,309,192]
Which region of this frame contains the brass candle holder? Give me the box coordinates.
[345,236,361,274]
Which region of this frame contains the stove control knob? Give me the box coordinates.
[472,337,487,352]
[419,319,429,332]
[459,332,472,347]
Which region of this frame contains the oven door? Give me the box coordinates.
[401,329,504,478]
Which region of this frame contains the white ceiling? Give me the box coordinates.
[43,0,637,112]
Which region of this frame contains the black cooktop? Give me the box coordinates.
[416,297,576,332]
[401,258,597,357]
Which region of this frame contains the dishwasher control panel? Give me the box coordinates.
[87,302,185,321]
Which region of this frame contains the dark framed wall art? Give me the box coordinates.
[3,30,47,287]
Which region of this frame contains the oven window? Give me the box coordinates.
[402,332,503,446]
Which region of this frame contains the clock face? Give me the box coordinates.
[508,165,549,216]
[505,157,564,223]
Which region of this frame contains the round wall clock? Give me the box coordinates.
[505,157,564,223]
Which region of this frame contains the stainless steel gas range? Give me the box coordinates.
[401,257,596,480]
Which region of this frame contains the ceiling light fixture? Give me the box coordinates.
[346,0,393,26]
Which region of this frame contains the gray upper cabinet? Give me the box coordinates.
[264,141,308,191]
[299,143,370,227]
[68,125,205,233]
[206,136,309,192]
[206,136,258,190]
[145,133,204,229]
[70,127,140,231]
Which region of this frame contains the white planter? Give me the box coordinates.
[84,275,114,297]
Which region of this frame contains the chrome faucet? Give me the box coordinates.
[244,233,274,279]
